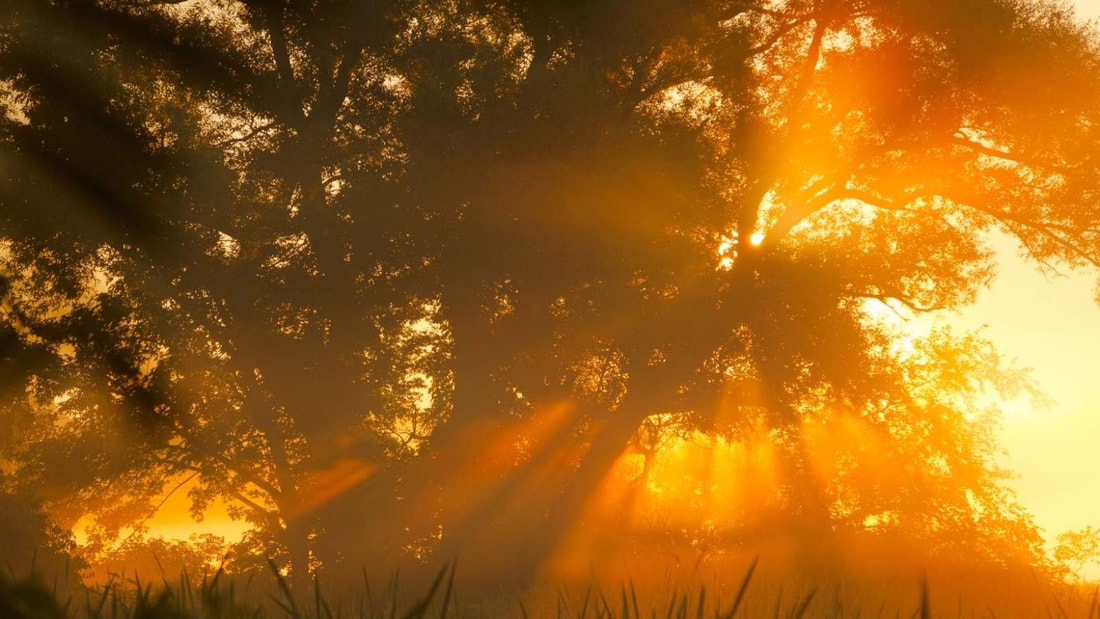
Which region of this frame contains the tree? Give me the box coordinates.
[0,0,1097,588]
[1054,525,1100,581]
[85,534,226,585]
[365,0,1100,577]
[0,473,85,586]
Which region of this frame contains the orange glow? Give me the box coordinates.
[286,457,377,522]
[27,0,1100,596]
[940,235,1100,579]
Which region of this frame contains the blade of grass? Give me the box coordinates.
[720,556,758,619]
[790,588,816,619]
[1051,592,1068,619]
[89,580,112,618]
[390,568,400,619]
[599,589,613,618]
[269,594,296,616]
[920,575,930,619]
[440,559,457,619]
[579,585,591,619]
[180,567,191,611]
[267,558,301,619]
[400,561,450,619]
[363,566,375,615]
[665,589,678,619]
[314,576,335,619]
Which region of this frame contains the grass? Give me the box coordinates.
[1,560,458,619]
[2,557,1098,618]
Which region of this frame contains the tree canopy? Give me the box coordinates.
[1,0,1097,586]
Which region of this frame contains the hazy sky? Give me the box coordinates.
[940,235,1100,557]
[950,0,1100,571]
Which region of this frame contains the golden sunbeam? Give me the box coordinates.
[3,0,1100,614]
[285,457,377,523]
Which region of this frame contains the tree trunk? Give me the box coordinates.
[281,515,315,595]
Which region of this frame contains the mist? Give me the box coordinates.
[2,0,1100,616]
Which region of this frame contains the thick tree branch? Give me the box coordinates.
[949,132,1069,174]
[789,17,828,112]
[958,198,1100,270]
[165,436,282,501]
[257,2,305,127]
[159,452,281,525]
[852,289,944,314]
[116,470,200,547]
[225,487,281,527]
[751,16,831,249]
[762,182,849,245]
[214,119,278,148]
[312,38,365,128]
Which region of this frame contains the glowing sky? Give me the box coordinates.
[947,0,1100,574]
[935,234,1099,568]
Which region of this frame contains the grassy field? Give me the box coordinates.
[3,557,1097,618]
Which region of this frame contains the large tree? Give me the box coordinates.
[0,0,1097,586]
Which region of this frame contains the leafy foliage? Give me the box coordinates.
[0,0,1097,584]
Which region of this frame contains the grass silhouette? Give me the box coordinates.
[3,556,1098,618]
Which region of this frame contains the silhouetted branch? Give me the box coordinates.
[116,470,200,548]
[223,488,280,527]
[961,199,1100,269]
[164,438,282,501]
[214,119,278,147]
[256,2,305,126]
[852,291,943,315]
[746,14,814,56]
[950,133,1061,172]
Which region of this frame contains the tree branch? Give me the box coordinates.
[224,487,281,528]
[851,290,944,315]
[117,470,200,547]
[257,2,305,127]
[789,17,828,112]
[165,436,282,501]
[762,182,847,246]
[949,133,1063,173]
[159,452,280,527]
[746,15,815,56]
[959,198,1100,270]
[312,37,364,128]
[214,119,278,148]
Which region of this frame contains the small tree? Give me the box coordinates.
[1054,526,1100,581]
